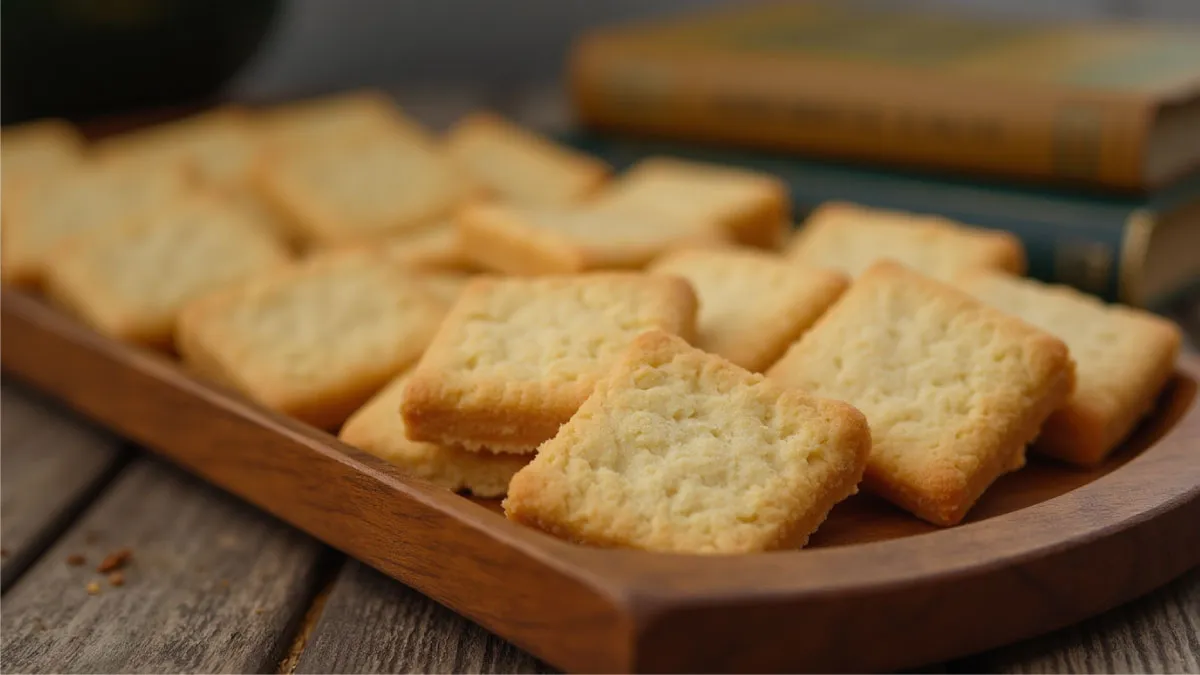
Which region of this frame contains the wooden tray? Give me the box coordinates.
[3,287,1199,673]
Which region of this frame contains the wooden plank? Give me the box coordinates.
[0,381,128,591]
[952,567,1200,673]
[0,457,332,674]
[295,560,551,674]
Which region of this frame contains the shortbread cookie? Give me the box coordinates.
[2,161,193,287]
[788,202,1025,281]
[258,90,430,148]
[256,130,473,246]
[340,371,530,498]
[960,271,1181,465]
[44,196,292,349]
[650,247,848,371]
[768,261,1074,526]
[1,118,85,193]
[402,273,698,453]
[458,202,726,274]
[446,112,610,206]
[177,256,446,430]
[93,107,259,188]
[504,330,870,553]
[595,157,790,248]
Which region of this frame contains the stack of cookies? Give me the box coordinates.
[2,90,1181,554]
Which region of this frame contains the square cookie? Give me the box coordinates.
[768,261,1075,526]
[256,130,474,246]
[960,271,1181,465]
[340,370,531,498]
[446,112,610,206]
[457,202,727,275]
[2,161,193,287]
[1,118,85,193]
[787,202,1025,281]
[45,196,292,349]
[401,273,698,453]
[649,247,848,371]
[504,330,871,554]
[257,89,430,148]
[596,157,790,249]
[93,107,259,189]
[177,256,447,430]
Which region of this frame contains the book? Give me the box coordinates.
[563,131,1200,309]
[570,1,1200,192]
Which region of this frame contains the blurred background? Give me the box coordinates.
[5,0,1200,123]
[227,0,1200,101]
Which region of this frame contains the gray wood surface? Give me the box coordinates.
[1,382,128,591]
[0,457,332,674]
[951,567,1200,674]
[295,560,550,674]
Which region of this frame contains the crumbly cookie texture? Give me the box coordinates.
[769,261,1074,526]
[960,270,1181,465]
[504,330,871,554]
[401,273,697,453]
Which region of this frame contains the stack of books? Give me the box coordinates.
[563,1,1200,309]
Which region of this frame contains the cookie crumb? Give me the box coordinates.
[107,571,125,587]
[96,548,132,573]
[218,579,230,589]
[85,581,101,595]
[254,607,265,615]
[66,554,86,566]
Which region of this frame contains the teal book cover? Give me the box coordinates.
[564,132,1200,309]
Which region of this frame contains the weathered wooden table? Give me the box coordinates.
[2,86,1199,674]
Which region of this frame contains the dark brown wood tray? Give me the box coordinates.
[3,287,1199,673]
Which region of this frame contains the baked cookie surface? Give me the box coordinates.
[788,202,1025,281]
[504,331,870,554]
[401,273,697,453]
[45,196,292,349]
[177,256,446,430]
[769,261,1074,526]
[650,247,848,371]
[340,371,530,498]
[961,270,1181,465]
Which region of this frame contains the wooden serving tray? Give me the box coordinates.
[3,287,1199,673]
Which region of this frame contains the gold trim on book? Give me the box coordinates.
[1120,209,1156,306]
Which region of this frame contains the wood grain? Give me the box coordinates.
[0,457,332,674]
[3,287,1200,673]
[296,560,551,674]
[951,567,1200,674]
[0,382,128,591]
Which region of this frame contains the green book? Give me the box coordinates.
[564,132,1200,309]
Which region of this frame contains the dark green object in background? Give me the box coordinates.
[1,0,280,124]
[564,131,1200,311]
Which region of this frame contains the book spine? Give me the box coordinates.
[564,133,1149,304]
[570,38,1155,191]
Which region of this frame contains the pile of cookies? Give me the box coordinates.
[1,90,1182,554]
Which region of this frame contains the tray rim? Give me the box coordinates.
[3,287,1198,672]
